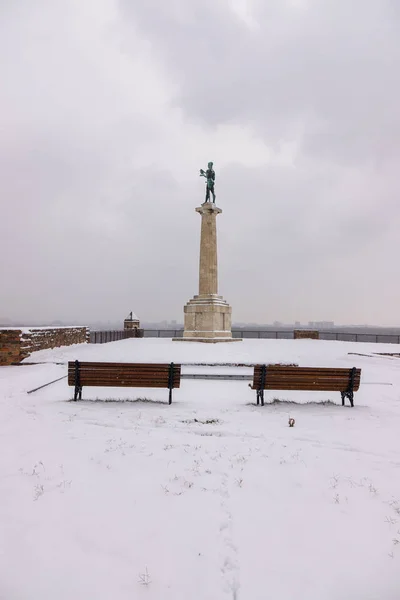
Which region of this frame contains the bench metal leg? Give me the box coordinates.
[73,360,82,401]
[341,367,356,407]
[341,390,354,407]
[168,362,174,405]
[257,364,266,406]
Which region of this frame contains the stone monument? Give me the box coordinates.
[174,163,240,343]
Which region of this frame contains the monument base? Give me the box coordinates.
[172,337,241,343]
[173,294,241,343]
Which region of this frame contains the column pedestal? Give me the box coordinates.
[174,201,240,343]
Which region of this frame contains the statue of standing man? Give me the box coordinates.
[199,161,216,204]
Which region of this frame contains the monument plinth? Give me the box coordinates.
[175,196,240,343]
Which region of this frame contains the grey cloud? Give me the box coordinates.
[121,0,400,164]
[2,0,400,327]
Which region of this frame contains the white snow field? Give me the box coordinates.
[1,338,400,599]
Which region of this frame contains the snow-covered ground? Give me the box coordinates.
[1,338,400,599]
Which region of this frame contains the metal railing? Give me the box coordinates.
[232,330,400,344]
[89,329,400,345]
[89,330,142,344]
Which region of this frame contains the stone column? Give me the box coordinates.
[197,203,221,295]
[174,201,240,343]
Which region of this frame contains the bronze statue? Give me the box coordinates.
[199,161,216,203]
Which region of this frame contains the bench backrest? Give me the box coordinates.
[68,362,181,389]
[252,365,361,391]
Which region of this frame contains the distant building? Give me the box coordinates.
[308,321,334,329]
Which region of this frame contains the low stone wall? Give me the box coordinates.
[0,330,21,365]
[124,319,140,330]
[0,326,88,365]
[294,329,320,340]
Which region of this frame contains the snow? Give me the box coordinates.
[0,326,87,333]
[1,338,400,599]
[125,311,139,321]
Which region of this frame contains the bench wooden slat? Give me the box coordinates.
[67,372,180,380]
[69,381,179,389]
[253,385,357,392]
[68,371,182,378]
[253,366,360,375]
[252,370,361,378]
[67,370,181,382]
[67,365,177,372]
[252,380,360,391]
[68,367,177,375]
[252,378,360,388]
[253,379,359,390]
[67,376,181,387]
[67,369,182,377]
[67,362,181,371]
[69,362,175,369]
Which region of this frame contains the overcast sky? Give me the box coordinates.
[1,0,400,326]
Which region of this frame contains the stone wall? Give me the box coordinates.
[124,319,140,330]
[294,329,320,340]
[0,330,21,365]
[0,326,88,365]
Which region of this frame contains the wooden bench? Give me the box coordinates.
[68,361,181,404]
[251,365,361,407]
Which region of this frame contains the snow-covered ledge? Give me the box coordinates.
[0,326,88,365]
